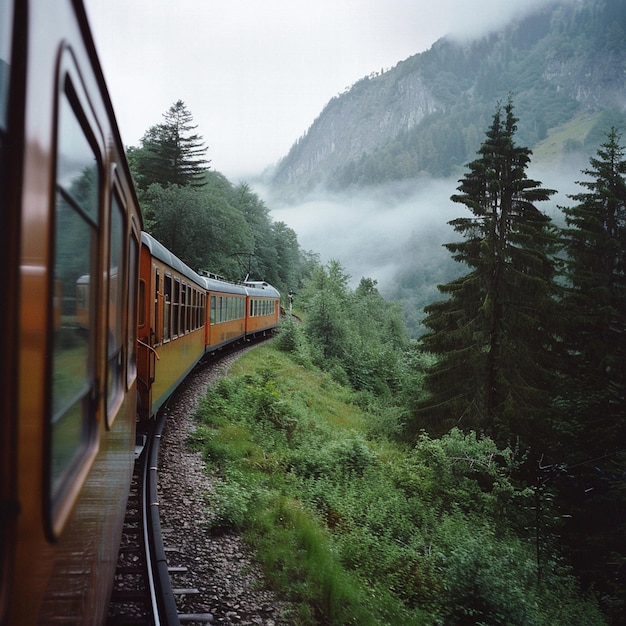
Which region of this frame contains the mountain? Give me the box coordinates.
[270,0,626,199]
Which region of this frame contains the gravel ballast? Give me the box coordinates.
[156,348,293,625]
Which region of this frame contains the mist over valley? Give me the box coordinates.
[260,0,626,334]
[264,156,584,334]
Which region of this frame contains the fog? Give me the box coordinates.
[268,179,457,294]
[265,157,587,298]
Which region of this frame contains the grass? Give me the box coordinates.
[191,346,426,624]
[532,112,600,162]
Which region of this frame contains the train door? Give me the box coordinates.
[137,242,154,419]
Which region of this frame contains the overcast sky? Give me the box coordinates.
[84,0,550,180]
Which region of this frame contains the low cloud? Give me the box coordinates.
[266,155,588,299]
[269,178,462,294]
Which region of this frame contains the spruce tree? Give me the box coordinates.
[130,100,209,190]
[558,127,626,623]
[560,127,626,454]
[417,99,560,452]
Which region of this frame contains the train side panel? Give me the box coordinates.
[245,283,281,336]
[137,233,207,419]
[2,1,141,623]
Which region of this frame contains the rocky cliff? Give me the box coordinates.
[270,0,626,198]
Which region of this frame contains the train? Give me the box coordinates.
[0,1,280,624]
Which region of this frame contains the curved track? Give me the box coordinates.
[108,412,201,626]
[108,338,273,625]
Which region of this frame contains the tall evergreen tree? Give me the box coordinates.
[417,100,560,452]
[558,127,626,624]
[560,127,626,452]
[129,100,209,190]
[303,260,350,361]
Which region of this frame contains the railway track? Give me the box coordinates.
[107,409,212,626]
[107,338,274,626]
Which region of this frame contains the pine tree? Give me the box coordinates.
[417,99,561,452]
[558,127,626,623]
[560,127,626,454]
[130,100,209,190]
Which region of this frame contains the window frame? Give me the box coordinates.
[46,45,106,539]
[105,179,126,427]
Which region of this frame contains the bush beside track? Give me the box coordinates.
[188,342,605,626]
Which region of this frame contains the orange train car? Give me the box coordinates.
[244,281,281,337]
[205,275,248,352]
[1,0,142,623]
[137,232,209,419]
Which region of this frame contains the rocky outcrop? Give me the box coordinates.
[270,0,626,197]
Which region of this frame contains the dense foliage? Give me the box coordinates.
[189,345,605,625]
[127,102,312,294]
[407,105,625,622]
[291,262,408,399]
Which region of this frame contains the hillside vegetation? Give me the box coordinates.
[189,341,605,625]
[188,106,624,624]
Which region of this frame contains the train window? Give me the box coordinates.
[173,279,180,336]
[106,193,125,420]
[50,88,99,517]
[153,267,160,344]
[210,295,216,325]
[0,0,12,134]
[127,232,139,386]
[163,275,172,341]
[189,288,194,330]
[138,280,145,328]
[181,283,187,334]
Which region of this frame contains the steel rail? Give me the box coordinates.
[143,412,181,626]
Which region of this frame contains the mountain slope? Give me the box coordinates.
[270,0,626,198]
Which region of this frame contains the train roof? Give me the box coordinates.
[243,281,281,298]
[141,232,206,287]
[140,232,279,297]
[202,275,247,296]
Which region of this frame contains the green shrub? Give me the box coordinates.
[189,345,607,625]
[275,317,304,353]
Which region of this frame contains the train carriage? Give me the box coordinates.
[137,232,208,419]
[244,281,281,337]
[204,275,248,352]
[1,0,142,623]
